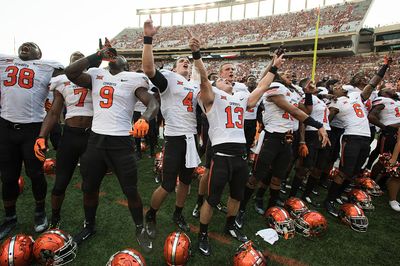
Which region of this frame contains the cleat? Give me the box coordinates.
[34,212,48,233]
[216,202,228,214]
[225,225,248,242]
[136,227,153,253]
[235,210,245,229]
[192,204,200,218]
[198,232,211,256]
[145,211,157,239]
[324,200,339,217]
[73,221,96,245]
[0,216,17,240]
[302,196,321,208]
[172,214,190,232]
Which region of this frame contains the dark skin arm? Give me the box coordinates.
[65,58,92,89]
[368,104,385,129]
[328,107,339,123]
[38,90,64,137]
[135,87,159,121]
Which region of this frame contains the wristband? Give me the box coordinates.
[143,36,153,45]
[304,93,313,106]
[377,64,388,78]
[269,66,278,75]
[303,116,323,129]
[192,50,201,60]
[87,53,102,68]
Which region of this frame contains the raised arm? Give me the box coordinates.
[247,54,284,109]
[188,31,214,112]
[141,16,168,93]
[361,55,392,101]
[65,38,117,89]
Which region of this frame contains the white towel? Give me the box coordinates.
[185,134,201,168]
[255,228,279,245]
[252,130,265,155]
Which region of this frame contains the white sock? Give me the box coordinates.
[389,201,400,212]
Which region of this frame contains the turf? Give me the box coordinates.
[2,147,400,266]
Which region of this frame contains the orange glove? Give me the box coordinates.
[130,118,149,138]
[298,143,309,158]
[34,137,47,162]
[45,99,52,112]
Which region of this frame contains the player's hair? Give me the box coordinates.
[173,57,189,69]
[208,72,217,80]
[219,62,234,74]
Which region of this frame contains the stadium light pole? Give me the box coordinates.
[288,0,291,13]
[257,0,260,17]
[272,0,275,15]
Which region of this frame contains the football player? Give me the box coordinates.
[324,56,392,217]
[237,65,330,228]
[188,33,285,256]
[0,42,63,240]
[142,17,200,237]
[368,84,400,192]
[34,51,93,229]
[65,45,158,253]
[387,129,400,211]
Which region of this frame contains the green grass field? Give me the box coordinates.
[2,146,400,266]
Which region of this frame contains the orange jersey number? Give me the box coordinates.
[352,103,365,118]
[3,66,35,89]
[182,91,194,112]
[99,86,114,108]
[74,88,88,107]
[225,106,244,129]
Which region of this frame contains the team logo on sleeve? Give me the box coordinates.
[177,80,184,86]
[221,95,227,100]
[64,81,71,86]
[96,75,104,80]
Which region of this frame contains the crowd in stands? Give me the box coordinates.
[129,52,400,84]
[112,0,371,49]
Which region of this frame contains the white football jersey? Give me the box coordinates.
[290,88,302,131]
[159,70,199,136]
[262,82,298,133]
[372,96,400,126]
[305,94,331,131]
[0,54,63,123]
[244,98,262,120]
[199,88,248,146]
[233,82,249,94]
[87,68,149,136]
[49,74,93,120]
[329,92,370,137]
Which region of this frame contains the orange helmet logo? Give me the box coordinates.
[164,232,191,266]
[106,248,146,266]
[355,177,383,197]
[233,241,266,266]
[0,234,34,266]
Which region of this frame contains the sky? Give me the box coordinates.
[0,0,398,65]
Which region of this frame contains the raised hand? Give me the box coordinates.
[98,37,117,62]
[187,29,200,52]
[272,53,285,68]
[144,15,160,37]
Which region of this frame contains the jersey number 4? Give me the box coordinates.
[3,66,35,89]
[225,106,244,128]
[182,92,193,112]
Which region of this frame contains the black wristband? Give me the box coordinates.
[87,53,102,68]
[303,116,323,129]
[304,93,313,106]
[143,36,153,45]
[269,66,278,75]
[192,50,201,60]
[377,64,388,78]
